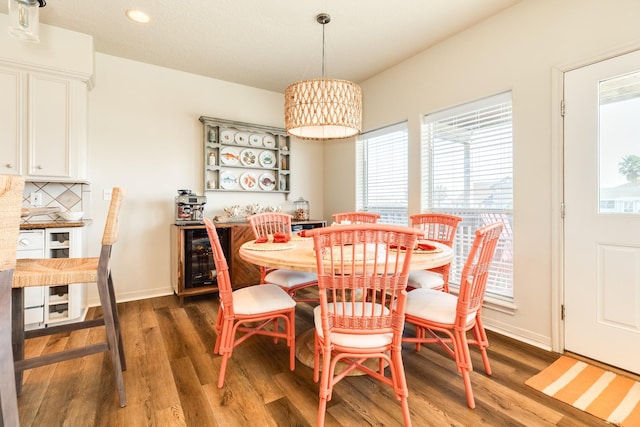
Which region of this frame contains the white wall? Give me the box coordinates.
[86,53,323,303]
[323,0,640,348]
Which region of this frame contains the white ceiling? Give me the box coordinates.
[1,0,521,93]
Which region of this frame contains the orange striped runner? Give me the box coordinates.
[526,356,640,426]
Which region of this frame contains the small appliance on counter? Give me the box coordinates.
[175,189,207,224]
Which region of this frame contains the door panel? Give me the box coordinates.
[564,49,640,374]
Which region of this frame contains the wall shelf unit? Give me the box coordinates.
[199,116,290,195]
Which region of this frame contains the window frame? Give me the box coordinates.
[356,121,409,225]
[421,92,514,300]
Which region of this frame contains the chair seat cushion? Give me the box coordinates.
[405,288,476,325]
[265,269,317,288]
[313,303,392,349]
[232,284,296,315]
[407,270,444,289]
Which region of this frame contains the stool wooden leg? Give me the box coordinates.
[107,273,126,370]
[96,262,126,407]
[10,288,23,397]
[1,271,19,427]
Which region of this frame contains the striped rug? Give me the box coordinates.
[526,356,640,426]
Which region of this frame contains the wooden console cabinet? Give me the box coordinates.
[171,220,326,304]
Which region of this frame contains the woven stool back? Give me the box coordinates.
[0,175,25,272]
[102,188,125,246]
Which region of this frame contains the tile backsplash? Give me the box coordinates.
[22,182,91,222]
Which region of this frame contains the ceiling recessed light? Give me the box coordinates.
[126,9,150,24]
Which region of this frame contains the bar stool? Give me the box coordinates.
[12,187,127,407]
[0,175,25,427]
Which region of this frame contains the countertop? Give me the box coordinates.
[20,220,92,230]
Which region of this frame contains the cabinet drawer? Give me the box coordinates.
[49,303,69,320]
[17,230,45,253]
[25,307,44,325]
[49,286,69,303]
[24,287,44,308]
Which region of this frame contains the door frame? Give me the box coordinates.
[550,42,640,354]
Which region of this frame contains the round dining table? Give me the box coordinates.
[238,233,454,374]
[238,234,454,274]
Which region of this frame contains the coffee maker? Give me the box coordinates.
[175,189,207,224]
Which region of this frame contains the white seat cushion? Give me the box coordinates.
[407,270,444,289]
[405,288,476,325]
[313,303,392,349]
[265,269,317,288]
[232,284,296,315]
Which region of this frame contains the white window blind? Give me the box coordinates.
[421,92,513,299]
[356,122,408,225]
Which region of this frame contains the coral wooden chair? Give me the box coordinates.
[407,213,462,292]
[403,222,503,409]
[205,218,296,388]
[331,211,380,224]
[247,212,317,302]
[0,175,24,427]
[12,188,127,407]
[306,223,421,427]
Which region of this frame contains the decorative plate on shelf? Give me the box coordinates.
[235,132,250,145]
[258,150,275,168]
[240,148,258,166]
[240,172,258,190]
[220,147,240,165]
[249,134,263,147]
[259,172,276,191]
[263,135,276,148]
[220,171,239,189]
[220,129,235,144]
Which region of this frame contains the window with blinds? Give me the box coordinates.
[421,92,513,299]
[356,122,409,225]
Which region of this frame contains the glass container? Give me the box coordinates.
[293,197,309,221]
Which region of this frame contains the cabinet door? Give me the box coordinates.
[28,74,73,178]
[0,68,22,175]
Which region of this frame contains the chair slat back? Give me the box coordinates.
[456,222,503,324]
[308,224,420,340]
[101,188,125,246]
[247,212,293,238]
[409,213,462,246]
[332,212,380,224]
[0,175,25,271]
[204,218,233,314]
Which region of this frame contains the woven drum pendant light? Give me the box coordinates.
[285,13,362,140]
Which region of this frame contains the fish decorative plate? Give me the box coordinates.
[220,147,240,165]
[220,171,239,189]
[259,172,276,191]
[263,135,276,148]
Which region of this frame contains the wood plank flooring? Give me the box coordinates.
[16,292,614,426]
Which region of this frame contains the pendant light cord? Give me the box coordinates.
[321,20,326,78]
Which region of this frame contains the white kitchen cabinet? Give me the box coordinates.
[0,67,22,175]
[0,66,88,180]
[17,230,45,325]
[17,228,87,329]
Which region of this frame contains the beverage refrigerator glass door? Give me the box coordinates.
[183,227,230,288]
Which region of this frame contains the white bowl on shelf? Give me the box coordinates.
[58,211,84,221]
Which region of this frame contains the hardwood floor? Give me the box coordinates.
[16,292,611,426]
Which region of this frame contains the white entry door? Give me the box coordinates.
[564,49,640,374]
